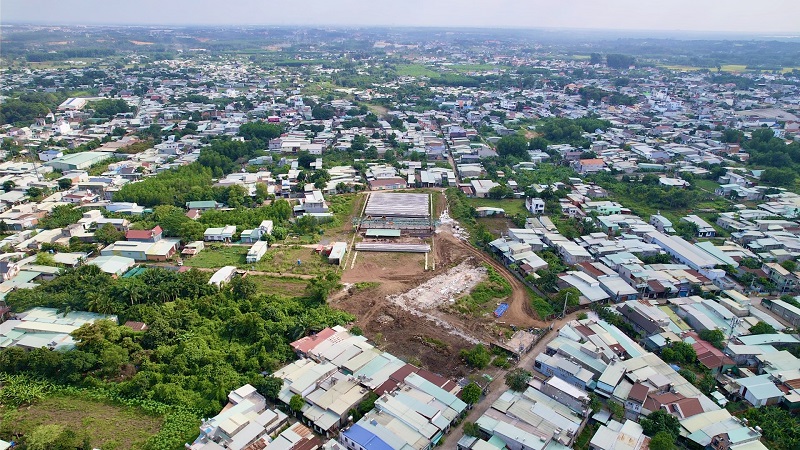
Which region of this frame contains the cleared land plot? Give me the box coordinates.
[246,274,308,297]
[253,246,337,275]
[396,63,440,78]
[720,64,748,72]
[184,245,247,268]
[0,395,163,449]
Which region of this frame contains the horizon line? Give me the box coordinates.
[4,21,800,38]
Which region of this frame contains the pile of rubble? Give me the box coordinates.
[437,209,470,241]
[388,260,486,310]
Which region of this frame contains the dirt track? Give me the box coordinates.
[435,230,546,329]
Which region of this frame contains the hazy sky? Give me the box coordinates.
[3,0,800,34]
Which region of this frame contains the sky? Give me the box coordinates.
[3,0,800,34]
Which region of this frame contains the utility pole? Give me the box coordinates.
[562,291,570,319]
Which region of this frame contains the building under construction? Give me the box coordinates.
[354,192,435,235]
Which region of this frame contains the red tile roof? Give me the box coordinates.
[629,382,650,404]
[290,328,337,354]
[125,226,162,241]
[644,392,705,418]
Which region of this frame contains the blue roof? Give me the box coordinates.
[343,424,394,450]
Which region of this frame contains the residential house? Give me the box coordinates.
[240,220,273,244]
[681,215,716,238]
[368,177,407,191]
[204,225,237,242]
[186,200,221,211]
[525,197,545,215]
[575,158,606,174]
[469,180,499,198]
[188,384,290,450]
[125,226,163,243]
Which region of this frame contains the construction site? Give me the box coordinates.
[332,191,546,378]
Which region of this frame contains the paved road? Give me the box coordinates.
[446,311,582,448]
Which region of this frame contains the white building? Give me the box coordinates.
[204,225,237,242]
[246,241,269,264]
[525,197,545,215]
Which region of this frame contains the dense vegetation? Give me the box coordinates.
[0,92,66,126]
[113,164,215,207]
[0,265,352,421]
[535,116,613,149]
[740,406,800,450]
[743,127,800,185]
[89,99,132,118]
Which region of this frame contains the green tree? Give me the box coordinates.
[26,186,44,200]
[699,329,726,350]
[640,410,681,437]
[488,184,513,199]
[463,421,481,437]
[94,223,125,245]
[749,321,776,335]
[460,344,491,369]
[760,168,796,187]
[742,405,800,450]
[608,401,625,420]
[461,382,482,405]
[781,260,797,272]
[58,178,73,190]
[496,135,530,160]
[661,341,697,365]
[3,180,15,192]
[505,368,532,391]
[230,276,258,300]
[311,105,335,120]
[554,287,581,309]
[649,431,676,450]
[290,394,305,412]
[238,122,282,141]
[252,376,282,400]
[364,145,378,159]
[89,99,132,118]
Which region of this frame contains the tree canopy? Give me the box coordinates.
[0,265,353,417]
[495,135,529,160]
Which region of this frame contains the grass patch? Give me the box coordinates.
[465,197,529,217]
[0,394,163,449]
[449,63,500,73]
[692,178,721,192]
[396,63,440,78]
[720,64,748,72]
[184,244,247,268]
[246,275,308,297]
[531,295,555,319]
[419,336,450,351]
[253,246,336,276]
[454,265,512,316]
[573,423,599,450]
[322,194,359,240]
